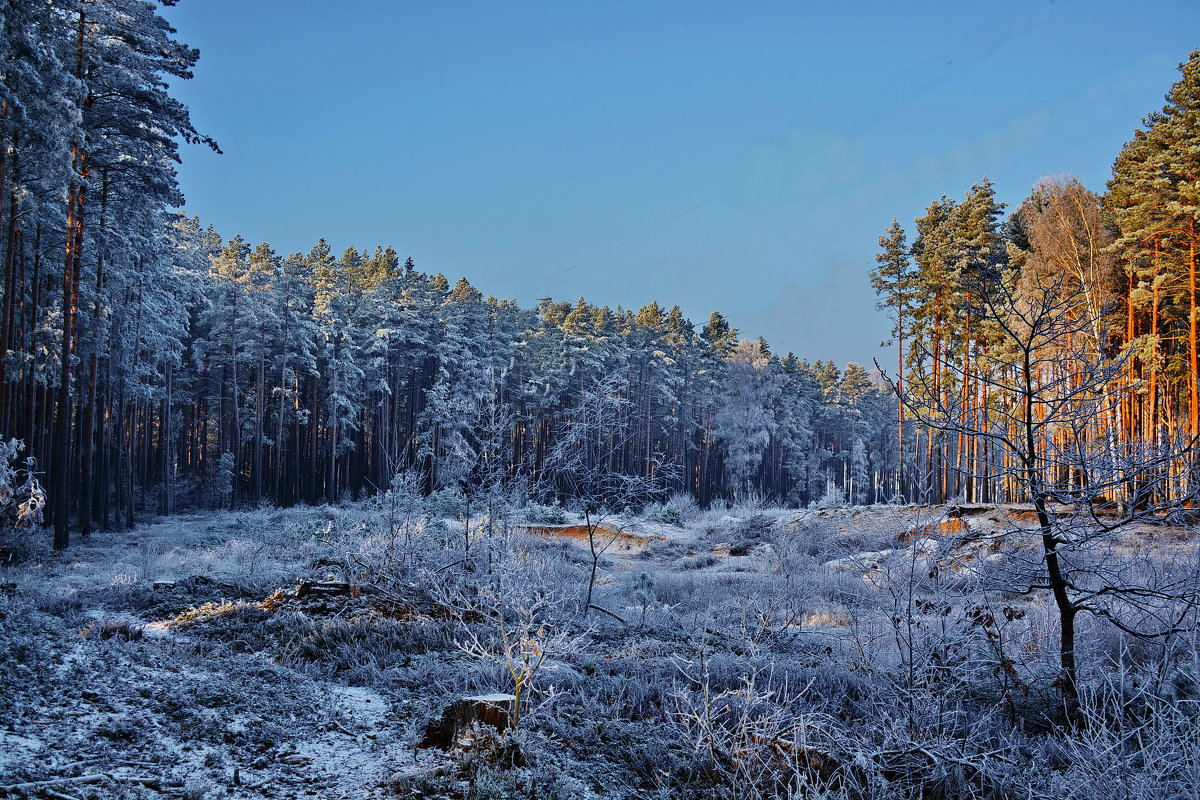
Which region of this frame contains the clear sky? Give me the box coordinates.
[162,0,1200,368]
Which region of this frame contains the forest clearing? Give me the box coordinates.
[2,497,1198,799]
[3,3,1200,798]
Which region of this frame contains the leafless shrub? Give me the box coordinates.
[727,513,777,556]
[679,553,719,570]
[653,571,702,607]
[439,571,590,730]
[33,587,85,617]
[731,488,771,517]
[670,661,850,799]
[1026,661,1200,799]
[667,491,702,523]
[80,617,145,641]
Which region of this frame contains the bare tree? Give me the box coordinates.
[540,373,675,618]
[887,268,1200,726]
[467,387,526,576]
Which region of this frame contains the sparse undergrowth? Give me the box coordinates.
[1,501,1197,799]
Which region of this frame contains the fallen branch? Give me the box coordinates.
[1,774,107,793]
[46,759,103,774]
[43,790,80,800]
[588,604,627,624]
[294,580,354,598]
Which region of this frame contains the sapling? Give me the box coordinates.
[632,572,656,629]
[446,578,588,731]
[538,373,677,617]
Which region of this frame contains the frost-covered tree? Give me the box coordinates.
[714,339,780,498]
[871,219,914,500]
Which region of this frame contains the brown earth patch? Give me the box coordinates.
[517,524,663,552]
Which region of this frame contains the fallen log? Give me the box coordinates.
[43,789,80,800]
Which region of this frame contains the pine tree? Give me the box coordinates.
[701,311,738,357]
[1109,51,1200,442]
[871,218,913,500]
[713,339,780,497]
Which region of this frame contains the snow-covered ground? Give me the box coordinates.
[0,510,456,798]
[2,501,1197,799]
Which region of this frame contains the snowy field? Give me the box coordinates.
[2,499,1198,799]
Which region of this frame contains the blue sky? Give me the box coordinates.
[163,1,1200,367]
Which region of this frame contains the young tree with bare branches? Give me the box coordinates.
[539,372,674,618]
[891,266,1200,726]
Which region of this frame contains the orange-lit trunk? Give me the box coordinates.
[52,7,89,550]
[956,309,971,500]
[897,305,905,501]
[1150,259,1160,447]
[930,298,943,502]
[1189,220,1198,439]
[53,161,87,548]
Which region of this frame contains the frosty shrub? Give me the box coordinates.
[464,756,592,800]
[80,617,146,642]
[421,486,460,519]
[679,552,719,570]
[524,500,569,525]
[651,570,702,608]
[669,663,842,800]
[280,614,457,687]
[730,487,770,517]
[766,519,830,567]
[375,467,424,554]
[441,573,589,730]
[646,502,685,527]
[0,438,45,556]
[727,513,776,556]
[667,490,701,522]
[817,481,845,509]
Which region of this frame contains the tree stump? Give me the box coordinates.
[294,580,354,598]
[419,693,516,749]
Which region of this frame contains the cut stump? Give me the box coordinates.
[419,693,516,749]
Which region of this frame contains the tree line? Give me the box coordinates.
[871,50,1200,507]
[107,230,898,523]
[0,0,897,549]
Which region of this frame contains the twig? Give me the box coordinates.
[588,604,627,624]
[364,581,406,606]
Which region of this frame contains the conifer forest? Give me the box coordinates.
[0,1,902,550]
[2,3,1200,800]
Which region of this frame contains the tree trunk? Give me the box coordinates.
[53,166,85,550]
